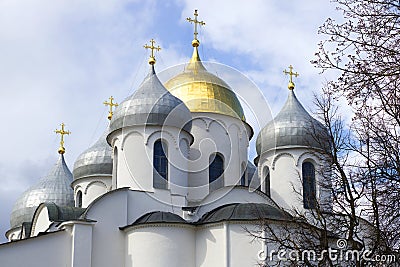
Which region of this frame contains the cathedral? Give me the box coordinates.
[0,10,332,267]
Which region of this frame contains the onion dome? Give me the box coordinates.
[164,45,245,121]
[197,203,291,224]
[73,130,112,180]
[10,155,74,229]
[256,89,329,156]
[109,64,192,136]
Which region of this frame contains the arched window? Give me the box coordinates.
[264,166,271,197]
[209,154,224,191]
[302,161,316,209]
[76,191,82,208]
[240,162,246,186]
[153,140,168,189]
[113,147,118,189]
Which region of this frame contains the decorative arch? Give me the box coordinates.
[84,180,108,195]
[76,190,83,208]
[74,185,83,194]
[296,151,321,167]
[208,119,228,135]
[145,130,177,148]
[191,117,208,129]
[271,152,295,170]
[121,130,143,150]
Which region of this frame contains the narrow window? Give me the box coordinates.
[153,140,168,189]
[113,147,118,189]
[264,166,271,197]
[302,162,316,209]
[209,154,224,191]
[76,191,82,208]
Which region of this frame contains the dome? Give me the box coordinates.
[256,90,330,155]
[109,65,192,135]
[73,130,112,180]
[132,211,186,225]
[164,46,245,121]
[197,203,291,224]
[10,155,74,229]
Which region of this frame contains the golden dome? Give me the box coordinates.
[164,46,245,121]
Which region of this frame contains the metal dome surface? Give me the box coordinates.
[73,129,112,180]
[164,47,245,121]
[256,90,329,155]
[10,155,74,228]
[109,66,192,135]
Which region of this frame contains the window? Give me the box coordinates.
[264,166,271,197]
[209,154,224,191]
[240,162,246,186]
[113,147,118,189]
[153,140,168,189]
[302,162,316,209]
[76,191,82,208]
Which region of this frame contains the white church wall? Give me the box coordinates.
[187,113,250,202]
[0,230,71,267]
[196,224,225,266]
[72,177,111,208]
[125,225,195,267]
[31,205,51,237]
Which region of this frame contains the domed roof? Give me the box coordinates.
[197,203,291,224]
[164,46,245,121]
[109,66,192,135]
[132,211,187,225]
[10,155,74,228]
[73,130,112,180]
[256,90,330,155]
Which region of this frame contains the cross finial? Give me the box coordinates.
[55,123,71,155]
[283,65,299,90]
[143,39,161,65]
[103,96,118,120]
[186,9,205,47]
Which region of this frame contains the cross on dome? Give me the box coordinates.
[103,96,118,120]
[143,39,161,65]
[186,9,205,47]
[283,65,299,90]
[55,123,71,154]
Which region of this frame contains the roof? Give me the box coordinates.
[256,90,330,155]
[109,65,192,136]
[197,203,291,224]
[38,202,86,222]
[73,129,112,180]
[120,211,187,230]
[10,155,74,228]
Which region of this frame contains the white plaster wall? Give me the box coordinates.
[73,176,111,208]
[31,205,50,236]
[125,225,195,267]
[0,231,71,267]
[196,225,225,266]
[188,113,250,201]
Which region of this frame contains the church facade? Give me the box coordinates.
[0,10,332,267]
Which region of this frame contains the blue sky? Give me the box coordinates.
[0,0,340,242]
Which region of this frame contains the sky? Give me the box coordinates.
[0,0,341,242]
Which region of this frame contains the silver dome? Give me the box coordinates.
[109,66,192,136]
[10,155,74,228]
[73,130,112,180]
[256,90,329,155]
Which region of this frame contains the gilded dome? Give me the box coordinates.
[10,155,74,229]
[256,90,330,155]
[73,129,112,180]
[164,47,245,121]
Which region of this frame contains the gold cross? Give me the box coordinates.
[103,96,118,120]
[283,65,299,90]
[55,123,71,154]
[186,9,205,47]
[143,39,161,65]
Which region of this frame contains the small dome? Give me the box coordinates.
[10,155,74,229]
[198,203,291,224]
[256,90,329,155]
[109,66,192,135]
[133,211,186,225]
[73,130,112,180]
[164,47,245,121]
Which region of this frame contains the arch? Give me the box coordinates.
[302,161,316,209]
[74,185,83,194]
[191,117,208,129]
[120,130,143,150]
[145,130,177,148]
[76,190,83,208]
[209,153,224,192]
[208,119,228,135]
[153,139,168,189]
[296,151,321,167]
[271,152,295,170]
[84,180,108,195]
